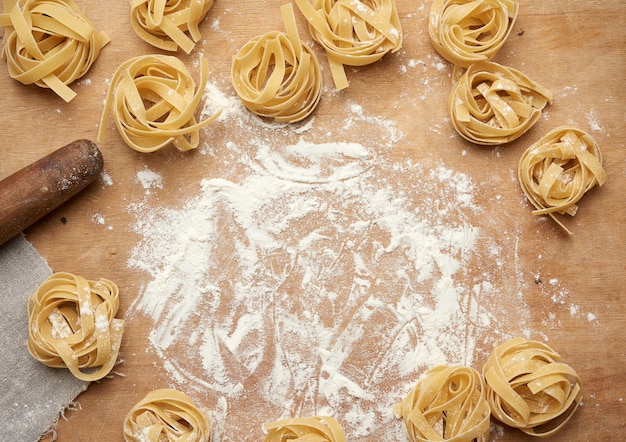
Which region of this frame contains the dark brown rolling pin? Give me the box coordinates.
[0,139,103,246]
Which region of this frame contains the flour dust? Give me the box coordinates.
[126,82,530,441]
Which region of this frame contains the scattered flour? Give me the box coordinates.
[125,82,542,441]
[585,109,604,132]
[397,53,451,100]
[92,213,112,230]
[101,172,113,186]
[136,168,163,194]
[559,84,578,97]
[587,312,598,322]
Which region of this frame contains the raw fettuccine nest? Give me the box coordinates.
[123,388,211,442]
[518,126,607,234]
[0,0,109,102]
[130,0,214,54]
[295,0,402,90]
[429,0,519,67]
[262,416,346,441]
[482,338,583,437]
[27,272,125,382]
[97,54,221,153]
[393,365,491,442]
[231,3,322,123]
[449,60,553,145]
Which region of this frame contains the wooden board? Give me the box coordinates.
[1,1,625,440]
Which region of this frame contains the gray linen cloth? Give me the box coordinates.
[1,234,88,441]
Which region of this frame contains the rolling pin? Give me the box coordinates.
[0,139,103,246]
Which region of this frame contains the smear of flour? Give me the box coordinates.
[126,82,532,441]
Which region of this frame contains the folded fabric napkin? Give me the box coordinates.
[0,234,88,441]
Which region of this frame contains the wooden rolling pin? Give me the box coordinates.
[0,139,103,246]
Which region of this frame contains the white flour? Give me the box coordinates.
[126,82,538,440]
[136,169,163,194]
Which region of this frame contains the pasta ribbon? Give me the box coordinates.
[449,61,552,145]
[130,0,214,54]
[123,389,211,442]
[0,0,110,102]
[393,365,491,442]
[482,338,583,437]
[429,0,518,67]
[518,126,606,234]
[97,54,221,153]
[263,416,346,442]
[231,3,322,123]
[27,272,124,382]
[295,0,402,90]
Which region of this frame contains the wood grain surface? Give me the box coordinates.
[1,1,624,441]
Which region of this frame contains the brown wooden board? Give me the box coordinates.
[1,1,624,440]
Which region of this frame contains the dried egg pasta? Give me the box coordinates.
[263,416,346,442]
[97,54,220,153]
[429,0,518,67]
[124,389,211,442]
[0,0,109,102]
[295,0,402,90]
[130,0,214,54]
[394,365,491,442]
[483,338,583,437]
[27,272,124,382]
[449,60,552,145]
[518,126,606,234]
[231,3,322,123]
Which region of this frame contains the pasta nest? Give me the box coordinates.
[428,0,518,67]
[97,54,221,153]
[27,272,125,382]
[449,61,553,145]
[0,0,110,102]
[295,0,403,90]
[262,416,346,441]
[130,0,214,54]
[123,389,211,442]
[394,365,491,442]
[518,126,607,234]
[231,3,323,123]
[482,338,583,437]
